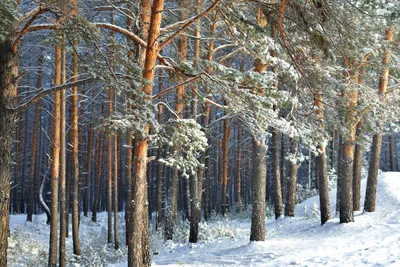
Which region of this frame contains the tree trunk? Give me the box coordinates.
[353,121,363,211]
[250,140,267,241]
[27,54,43,222]
[114,131,119,250]
[128,0,159,265]
[236,124,243,213]
[0,34,19,267]
[71,35,81,255]
[365,26,394,211]
[59,38,67,267]
[272,127,283,219]
[285,137,300,217]
[221,116,231,216]
[48,28,62,267]
[92,131,104,222]
[317,145,330,224]
[314,87,331,225]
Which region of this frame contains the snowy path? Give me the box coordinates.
[147,172,400,267]
[8,172,400,266]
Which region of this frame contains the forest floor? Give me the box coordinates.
[8,171,400,266]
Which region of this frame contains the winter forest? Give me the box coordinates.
[1,0,400,266]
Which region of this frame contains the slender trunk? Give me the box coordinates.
[236,124,242,213]
[27,54,43,222]
[156,75,163,230]
[280,134,286,205]
[317,145,330,224]
[21,108,28,213]
[59,37,67,267]
[272,127,282,219]
[221,117,231,216]
[92,130,104,222]
[114,131,119,250]
[353,120,363,211]
[48,27,62,267]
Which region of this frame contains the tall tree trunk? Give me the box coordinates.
[315,87,331,225]
[0,33,19,267]
[272,127,283,219]
[340,61,359,223]
[221,116,231,216]
[48,27,62,267]
[21,108,28,213]
[71,34,81,254]
[365,26,394,212]
[156,74,163,231]
[353,121,363,211]
[27,54,43,222]
[236,124,243,213]
[249,7,268,241]
[128,0,155,265]
[165,0,189,239]
[280,134,286,205]
[59,37,67,267]
[92,130,104,222]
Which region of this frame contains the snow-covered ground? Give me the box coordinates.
[9,172,400,266]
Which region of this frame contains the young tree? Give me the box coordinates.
[364,25,395,212]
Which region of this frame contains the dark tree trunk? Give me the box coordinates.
[0,35,19,267]
[340,140,355,223]
[165,168,179,240]
[317,145,331,224]
[27,54,43,222]
[272,129,282,219]
[364,133,383,212]
[353,122,363,211]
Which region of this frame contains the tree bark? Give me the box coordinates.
[285,137,300,217]
[59,37,67,267]
[365,26,394,212]
[272,127,283,219]
[71,34,81,255]
[128,0,159,265]
[48,27,62,267]
[353,120,363,211]
[250,140,267,241]
[0,33,19,267]
[314,86,331,225]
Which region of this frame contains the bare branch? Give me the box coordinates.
[159,0,223,50]
[10,78,93,113]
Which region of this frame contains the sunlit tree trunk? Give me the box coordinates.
[221,116,232,216]
[340,61,359,223]
[127,0,156,265]
[59,36,67,267]
[48,24,62,267]
[365,26,394,212]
